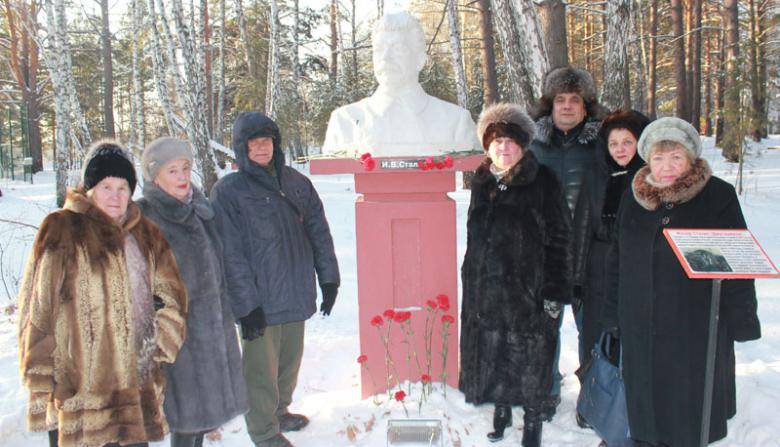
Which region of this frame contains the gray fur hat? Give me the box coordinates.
[637,117,701,161]
[141,137,194,181]
[542,66,598,104]
[477,103,536,150]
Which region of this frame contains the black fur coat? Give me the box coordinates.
[459,152,572,407]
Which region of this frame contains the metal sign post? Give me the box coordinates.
[699,279,722,447]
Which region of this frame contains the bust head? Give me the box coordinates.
[371,12,427,90]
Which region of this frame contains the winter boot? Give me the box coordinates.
[255,433,294,447]
[487,404,513,442]
[171,432,205,447]
[521,413,543,447]
[279,412,310,432]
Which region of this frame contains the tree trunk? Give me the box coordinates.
[100,0,115,137]
[720,0,740,161]
[235,0,256,79]
[537,0,567,69]
[601,0,631,110]
[291,0,303,159]
[630,0,647,112]
[702,11,713,136]
[148,0,178,135]
[202,0,213,135]
[130,0,146,150]
[690,0,702,130]
[265,0,281,119]
[329,0,338,85]
[215,0,226,144]
[446,0,469,108]
[477,0,499,105]
[715,22,725,145]
[671,0,688,120]
[748,0,766,141]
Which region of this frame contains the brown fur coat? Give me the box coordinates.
[17,189,188,447]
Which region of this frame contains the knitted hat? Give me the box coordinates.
[637,117,701,161]
[600,110,652,142]
[82,140,137,193]
[542,67,598,105]
[142,137,194,181]
[477,103,536,150]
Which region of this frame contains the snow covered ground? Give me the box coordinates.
[1,135,780,446]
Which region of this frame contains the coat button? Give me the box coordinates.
[661,216,670,225]
[665,202,674,210]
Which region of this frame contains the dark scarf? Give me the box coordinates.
[602,153,645,217]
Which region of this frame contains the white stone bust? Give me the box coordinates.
[322,11,479,157]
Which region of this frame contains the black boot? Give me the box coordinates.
[521,413,542,447]
[171,432,205,447]
[487,404,513,442]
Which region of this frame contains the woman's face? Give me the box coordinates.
[155,158,192,202]
[649,145,692,186]
[607,128,638,167]
[488,137,524,171]
[90,176,131,221]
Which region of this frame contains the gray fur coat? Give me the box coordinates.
[137,183,249,433]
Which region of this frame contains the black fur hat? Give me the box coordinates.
[477,103,536,150]
[600,110,652,142]
[82,140,137,193]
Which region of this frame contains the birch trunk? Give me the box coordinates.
[446,0,469,108]
[671,0,688,119]
[100,0,115,137]
[291,0,303,158]
[720,0,740,161]
[537,0,568,69]
[265,0,281,119]
[600,0,631,110]
[56,0,90,152]
[646,0,657,118]
[477,0,499,105]
[235,0,257,78]
[130,0,147,149]
[148,0,179,134]
[630,0,647,112]
[215,0,226,144]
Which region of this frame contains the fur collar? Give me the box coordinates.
[475,150,540,187]
[141,182,214,223]
[632,158,712,211]
[534,116,603,146]
[64,187,141,231]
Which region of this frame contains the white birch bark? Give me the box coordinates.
[511,0,548,101]
[265,0,281,119]
[234,0,256,77]
[43,0,71,206]
[55,0,90,151]
[291,0,303,158]
[215,0,226,143]
[130,0,147,149]
[446,0,469,108]
[601,0,632,110]
[148,0,179,134]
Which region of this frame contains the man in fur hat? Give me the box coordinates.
[528,66,608,422]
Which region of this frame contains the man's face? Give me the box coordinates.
[247,137,274,166]
[552,93,587,132]
[372,31,424,89]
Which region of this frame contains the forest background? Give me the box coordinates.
[1,0,779,205]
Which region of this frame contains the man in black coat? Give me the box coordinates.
[528,66,608,421]
[211,112,340,447]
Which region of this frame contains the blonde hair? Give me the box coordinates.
[649,140,695,162]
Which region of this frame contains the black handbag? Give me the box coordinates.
[576,331,634,447]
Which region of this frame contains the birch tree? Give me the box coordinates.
[129,0,146,149]
[671,0,688,119]
[537,0,568,69]
[99,0,115,137]
[720,0,741,161]
[147,0,178,134]
[477,0,499,105]
[214,0,226,143]
[445,0,468,108]
[491,0,548,107]
[265,0,281,119]
[600,0,631,110]
[646,0,658,118]
[57,0,91,151]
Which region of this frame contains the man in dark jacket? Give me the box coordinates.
[528,66,608,422]
[211,112,340,447]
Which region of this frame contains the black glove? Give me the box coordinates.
[320,283,338,316]
[604,326,621,365]
[153,295,165,311]
[240,306,267,341]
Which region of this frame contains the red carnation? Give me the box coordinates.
[383,309,396,319]
[435,162,444,170]
[436,294,450,311]
[360,152,372,161]
[444,155,454,168]
[393,311,412,323]
[357,354,368,364]
[425,156,435,169]
[364,157,376,171]
[394,390,406,402]
[425,299,438,310]
[442,314,455,326]
[421,374,431,384]
[417,160,428,171]
[370,315,384,326]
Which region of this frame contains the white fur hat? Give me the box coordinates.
[637,117,701,161]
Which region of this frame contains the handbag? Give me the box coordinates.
[576,331,634,447]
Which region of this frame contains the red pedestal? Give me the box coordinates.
[311,156,482,398]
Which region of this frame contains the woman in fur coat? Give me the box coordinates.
[137,138,249,447]
[573,110,650,428]
[459,103,572,446]
[17,141,188,447]
[602,117,761,446]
